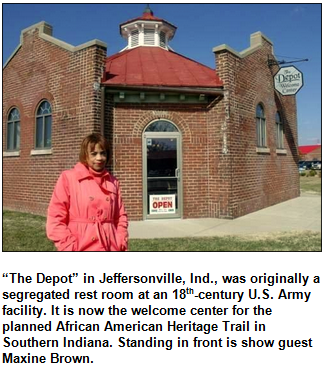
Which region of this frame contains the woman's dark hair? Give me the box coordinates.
[79,133,110,165]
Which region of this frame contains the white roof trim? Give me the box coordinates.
[4,21,107,69]
[213,31,274,58]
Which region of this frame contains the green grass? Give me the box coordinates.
[3,210,321,252]
[130,233,321,252]
[300,174,321,193]
[3,210,55,252]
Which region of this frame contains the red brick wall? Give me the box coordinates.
[103,36,300,221]
[106,103,210,220]
[215,36,300,218]
[206,94,232,218]
[3,26,106,215]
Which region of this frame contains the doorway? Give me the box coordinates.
[143,120,182,219]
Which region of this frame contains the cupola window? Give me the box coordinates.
[131,30,139,47]
[160,31,166,48]
[144,29,155,45]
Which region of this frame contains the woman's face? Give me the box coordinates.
[87,143,107,172]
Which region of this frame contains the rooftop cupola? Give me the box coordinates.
[119,5,177,51]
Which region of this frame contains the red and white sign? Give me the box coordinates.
[150,195,176,214]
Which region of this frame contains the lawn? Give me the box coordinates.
[300,173,321,194]
[2,210,321,252]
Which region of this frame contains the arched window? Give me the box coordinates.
[145,120,179,132]
[7,108,20,151]
[36,100,52,149]
[276,112,284,149]
[256,104,266,147]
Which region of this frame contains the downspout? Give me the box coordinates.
[100,86,105,136]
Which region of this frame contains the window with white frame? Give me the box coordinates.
[7,108,20,151]
[131,30,139,47]
[144,29,155,45]
[35,100,52,149]
[276,112,284,149]
[256,104,266,147]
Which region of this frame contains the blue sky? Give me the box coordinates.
[2,3,321,145]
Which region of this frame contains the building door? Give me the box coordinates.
[143,120,182,219]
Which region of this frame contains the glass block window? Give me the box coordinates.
[7,108,20,151]
[256,104,266,147]
[276,112,284,149]
[36,100,52,149]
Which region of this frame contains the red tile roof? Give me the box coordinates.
[299,145,321,154]
[121,13,166,24]
[102,47,223,89]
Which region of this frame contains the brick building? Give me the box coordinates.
[3,7,299,220]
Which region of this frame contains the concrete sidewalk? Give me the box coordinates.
[129,194,321,239]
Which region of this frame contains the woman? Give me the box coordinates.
[46,134,128,251]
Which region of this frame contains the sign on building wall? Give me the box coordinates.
[150,195,176,214]
[274,66,304,96]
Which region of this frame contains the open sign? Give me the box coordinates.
[150,195,176,214]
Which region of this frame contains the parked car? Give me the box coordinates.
[299,161,313,170]
[311,161,321,170]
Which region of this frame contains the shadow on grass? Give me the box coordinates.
[129,232,321,252]
[3,210,321,252]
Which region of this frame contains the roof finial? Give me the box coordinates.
[143,4,153,15]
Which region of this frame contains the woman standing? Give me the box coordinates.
[47,134,128,251]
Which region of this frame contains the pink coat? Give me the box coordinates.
[46,163,128,252]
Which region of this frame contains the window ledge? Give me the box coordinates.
[276,149,287,155]
[3,151,20,157]
[256,147,270,154]
[31,149,52,156]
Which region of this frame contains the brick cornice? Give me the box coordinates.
[213,31,273,59]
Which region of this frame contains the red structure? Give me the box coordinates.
[103,47,223,88]
[299,145,321,161]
